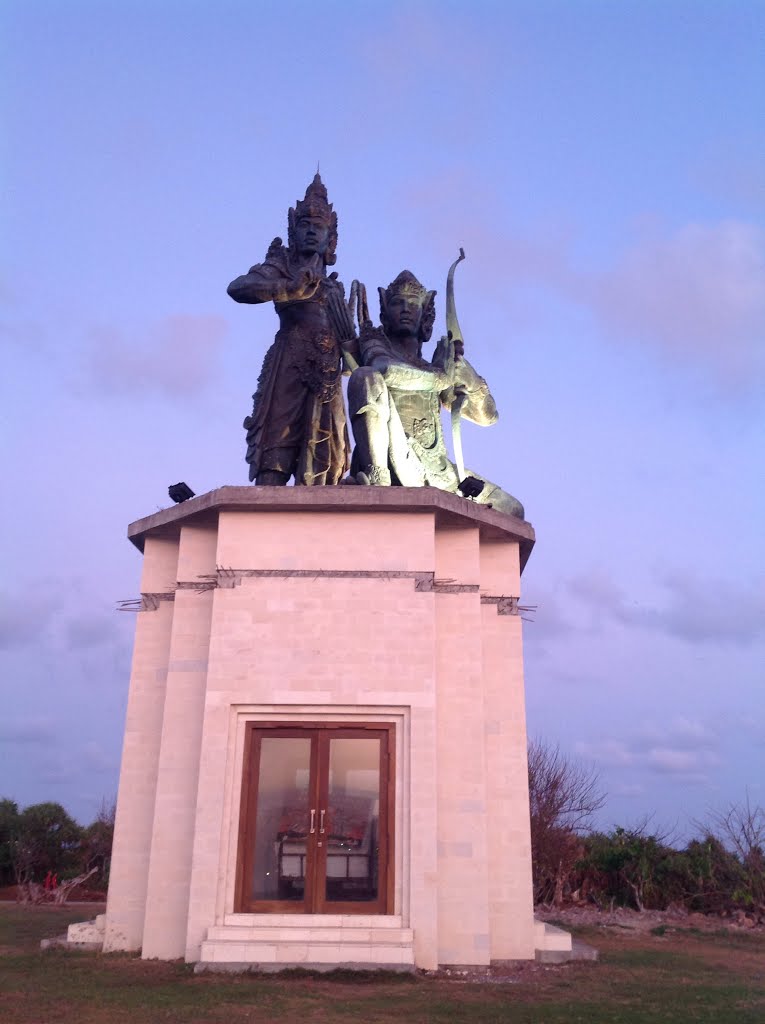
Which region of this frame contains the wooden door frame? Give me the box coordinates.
[235,721,395,915]
[234,726,320,914]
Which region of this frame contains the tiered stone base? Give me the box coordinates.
[533,921,574,962]
[197,914,414,972]
[88,487,544,969]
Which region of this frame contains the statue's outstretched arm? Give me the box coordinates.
[227,262,284,304]
[227,262,320,305]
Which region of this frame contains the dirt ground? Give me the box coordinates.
[535,901,765,936]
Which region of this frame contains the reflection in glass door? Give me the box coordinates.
[251,736,312,903]
[321,737,381,907]
[236,725,393,914]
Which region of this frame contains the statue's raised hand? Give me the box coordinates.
[432,334,456,381]
[285,265,322,301]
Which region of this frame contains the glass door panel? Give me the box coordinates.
[251,736,312,903]
[238,724,392,915]
[323,737,381,904]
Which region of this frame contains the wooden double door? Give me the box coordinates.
[236,724,394,914]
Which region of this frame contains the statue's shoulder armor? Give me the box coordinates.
[358,324,390,364]
[245,238,289,281]
[263,237,289,272]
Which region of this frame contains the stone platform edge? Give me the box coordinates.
[127,486,535,571]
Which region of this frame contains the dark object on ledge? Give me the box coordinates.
[457,476,485,500]
[168,482,195,504]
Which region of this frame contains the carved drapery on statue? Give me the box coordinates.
[228,175,351,486]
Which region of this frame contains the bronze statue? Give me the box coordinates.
[346,258,524,518]
[228,174,353,485]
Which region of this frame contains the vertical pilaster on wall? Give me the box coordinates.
[480,540,535,960]
[142,524,217,960]
[434,527,492,966]
[408,702,440,971]
[104,535,178,952]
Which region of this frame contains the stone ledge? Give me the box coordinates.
[127,486,535,570]
[223,912,404,928]
[207,925,414,944]
[199,939,415,966]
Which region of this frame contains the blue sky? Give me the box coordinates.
[1,0,763,834]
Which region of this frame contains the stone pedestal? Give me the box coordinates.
[92,487,545,969]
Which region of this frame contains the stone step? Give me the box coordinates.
[200,920,415,970]
[533,920,572,952]
[207,924,413,944]
[199,940,415,968]
[222,912,404,929]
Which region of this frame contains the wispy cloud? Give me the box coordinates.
[396,181,765,394]
[35,740,117,789]
[568,566,765,647]
[632,717,718,754]
[0,582,130,654]
[358,9,494,109]
[576,717,722,784]
[0,718,55,744]
[582,220,765,391]
[85,314,228,398]
[64,612,123,651]
[0,590,63,649]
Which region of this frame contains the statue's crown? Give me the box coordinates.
[385,270,428,301]
[294,173,333,224]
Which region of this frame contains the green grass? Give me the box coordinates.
[0,903,101,949]
[1,904,763,1024]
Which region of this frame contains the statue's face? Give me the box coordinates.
[385,291,424,338]
[294,215,330,258]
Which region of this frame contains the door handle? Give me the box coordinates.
[310,809,316,834]
[319,809,326,834]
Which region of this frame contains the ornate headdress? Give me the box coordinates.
[287,173,338,266]
[379,270,437,347]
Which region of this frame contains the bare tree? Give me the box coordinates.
[695,793,765,909]
[528,738,606,905]
[17,866,98,906]
[698,793,765,862]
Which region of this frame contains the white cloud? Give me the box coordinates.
[632,716,718,753]
[392,194,765,395]
[645,747,719,778]
[576,716,723,788]
[611,782,646,798]
[575,738,635,767]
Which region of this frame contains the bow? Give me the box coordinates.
[446,248,468,482]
